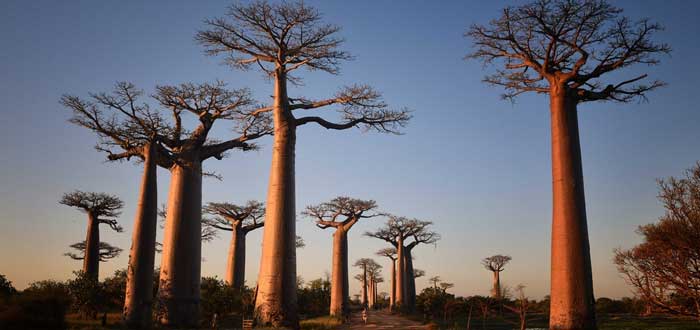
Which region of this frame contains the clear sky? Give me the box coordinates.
[1,0,699,300]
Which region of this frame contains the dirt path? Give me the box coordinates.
[339,309,429,329]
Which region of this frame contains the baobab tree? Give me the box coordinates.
[467,1,669,328]
[366,216,440,312]
[353,274,366,306]
[429,276,442,289]
[202,201,265,289]
[151,82,270,327]
[354,258,380,308]
[70,82,270,327]
[62,82,174,328]
[376,247,397,311]
[304,197,381,317]
[65,241,123,263]
[413,269,425,279]
[59,191,123,280]
[197,2,411,326]
[482,255,512,299]
[363,259,382,309]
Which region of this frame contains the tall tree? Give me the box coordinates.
[59,191,123,280]
[467,1,669,328]
[482,255,512,299]
[151,81,270,327]
[203,201,265,289]
[376,247,397,311]
[304,197,381,317]
[366,216,439,312]
[614,162,700,319]
[429,276,442,289]
[197,2,411,326]
[62,82,173,328]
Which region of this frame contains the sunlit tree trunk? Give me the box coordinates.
[492,271,501,299]
[390,259,396,312]
[255,69,299,328]
[548,85,596,330]
[395,239,405,310]
[361,266,368,307]
[124,143,158,328]
[225,222,247,289]
[158,158,203,328]
[330,229,349,316]
[404,248,416,312]
[84,212,100,279]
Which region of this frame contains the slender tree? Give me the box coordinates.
[467,1,669,328]
[376,247,397,311]
[354,259,375,308]
[60,191,123,280]
[203,201,265,289]
[65,241,123,263]
[482,255,512,299]
[366,216,439,312]
[198,2,411,326]
[62,82,174,328]
[304,197,381,317]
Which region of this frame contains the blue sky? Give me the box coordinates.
[1,0,699,299]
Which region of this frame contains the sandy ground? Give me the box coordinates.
[338,309,429,329]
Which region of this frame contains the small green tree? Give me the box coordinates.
[67,271,106,319]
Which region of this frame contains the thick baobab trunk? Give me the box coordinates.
[329,229,349,316]
[404,248,416,312]
[548,87,596,330]
[492,271,501,299]
[157,160,203,328]
[255,70,299,328]
[124,144,158,328]
[390,259,396,312]
[84,212,100,279]
[395,240,405,310]
[225,223,246,289]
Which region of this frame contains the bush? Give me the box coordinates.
[0,280,70,329]
[200,277,244,327]
[67,271,106,319]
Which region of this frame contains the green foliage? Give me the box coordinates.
[297,276,331,318]
[417,286,455,321]
[67,271,106,319]
[102,269,126,311]
[199,276,247,326]
[0,280,70,329]
[0,274,17,299]
[299,315,343,330]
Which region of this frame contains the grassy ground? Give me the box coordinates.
[299,315,343,330]
[431,313,700,330]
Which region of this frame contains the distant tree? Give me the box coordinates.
[203,201,265,288]
[439,282,454,293]
[295,235,306,249]
[60,191,123,280]
[482,255,511,299]
[366,216,440,312]
[614,162,700,319]
[468,1,670,328]
[376,247,398,311]
[198,2,411,325]
[413,269,426,279]
[429,276,442,289]
[65,241,122,263]
[504,284,530,330]
[304,197,381,316]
